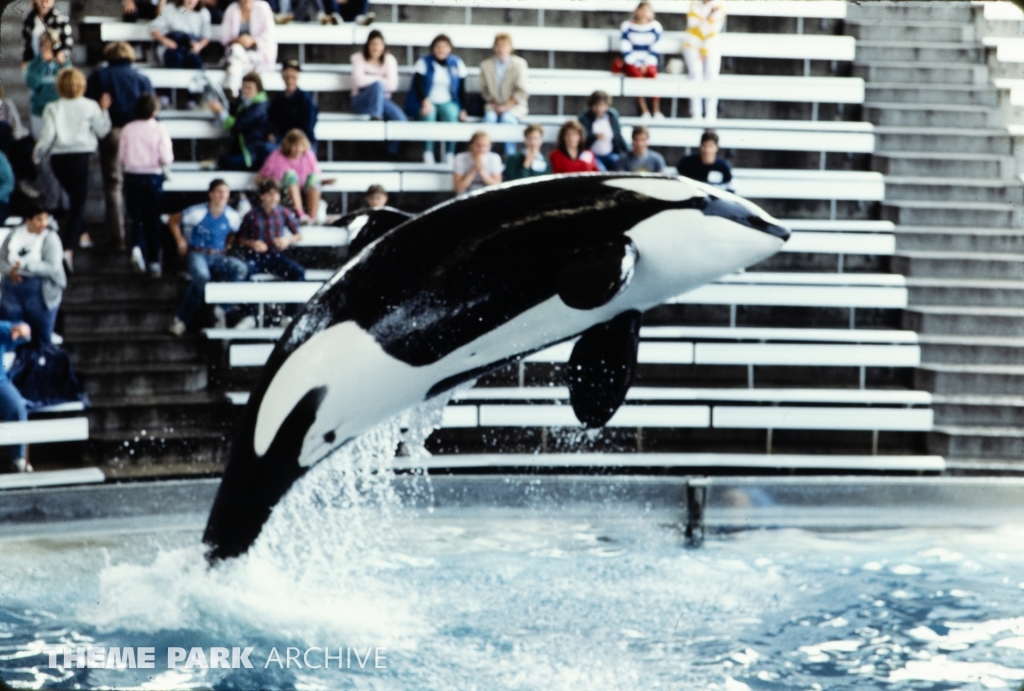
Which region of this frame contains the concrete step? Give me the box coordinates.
[855,40,984,64]
[928,426,1024,460]
[65,333,202,366]
[847,1,974,23]
[872,151,1014,179]
[894,251,1024,280]
[884,176,1024,204]
[919,335,1024,366]
[87,428,230,472]
[907,277,1024,307]
[62,301,179,334]
[63,276,181,304]
[863,102,997,128]
[873,127,1011,155]
[87,392,233,432]
[71,249,139,274]
[853,61,988,85]
[916,363,1024,396]
[894,226,1024,254]
[845,19,973,43]
[883,200,1019,228]
[77,362,208,397]
[866,83,999,106]
[932,394,1024,427]
[904,306,1024,336]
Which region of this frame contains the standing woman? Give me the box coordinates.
[220,0,277,97]
[120,94,174,277]
[549,120,599,174]
[34,68,112,270]
[350,30,405,153]
[682,0,726,122]
[405,34,468,165]
[150,0,212,69]
[20,0,72,69]
[24,31,65,214]
[503,124,549,181]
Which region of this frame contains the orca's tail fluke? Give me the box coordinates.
[203,387,327,562]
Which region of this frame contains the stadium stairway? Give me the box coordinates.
[849,0,1024,470]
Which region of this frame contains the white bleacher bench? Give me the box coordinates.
[982,36,1024,63]
[162,111,876,156]
[0,466,105,490]
[992,78,1024,106]
[0,418,90,445]
[979,1,1024,21]
[104,22,856,61]
[370,1,848,21]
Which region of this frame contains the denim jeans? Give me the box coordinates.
[420,100,460,155]
[124,173,165,265]
[594,152,620,172]
[164,47,203,69]
[175,251,249,325]
[242,251,305,281]
[351,82,407,154]
[0,276,58,346]
[50,152,91,248]
[0,378,27,462]
[483,109,519,156]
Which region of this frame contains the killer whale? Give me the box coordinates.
[203,174,789,560]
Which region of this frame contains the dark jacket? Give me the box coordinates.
[225,92,271,169]
[578,107,629,155]
[405,54,467,118]
[85,60,154,128]
[268,87,318,147]
[21,7,73,63]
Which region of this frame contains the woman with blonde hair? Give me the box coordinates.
[257,128,324,223]
[452,130,502,195]
[34,67,111,267]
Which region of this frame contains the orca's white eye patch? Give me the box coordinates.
[604,177,705,202]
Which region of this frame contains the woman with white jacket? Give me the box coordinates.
[33,67,111,267]
[220,0,277,97]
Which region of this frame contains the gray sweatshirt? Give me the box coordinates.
[0,228,67,310]
[34,96,111,157]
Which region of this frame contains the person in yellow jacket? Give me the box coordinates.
[682,0,725,121]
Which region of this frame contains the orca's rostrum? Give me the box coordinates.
[203,174,790,560]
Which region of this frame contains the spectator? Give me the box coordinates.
[120,94,173,277]
[350,31,404,155]
[549,120,599,174]
[453,131,502,195]
[676,129,733,190]
[34,68,112,269]
[0,86,35,195]
[200,0,229,24]
[220,0,277,97]
[150,0,212,69]
[123,0,161,22]
[0,152,13,224]
[235,178,305,284]
[683,0,725,121]
[365,184,387,209]
[24,31,65,214]
[269,59,318,149]
[167,179,248,335]
[86,42,154,249]
[0,204,67,347]
[208,72,271,171]
[21,0,72,68]
[616,125,665,173]
[479,33,528,157]
[319,0,374,24]
[258,129,324,224]
[0,320,31,473]
[578,90,628,172]
[618,1,663,119]
[406,34,468,165]
[503,123,549,181]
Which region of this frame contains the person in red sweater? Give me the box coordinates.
[549,120,599,174]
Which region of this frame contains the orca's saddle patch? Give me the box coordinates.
[567,310,642,428]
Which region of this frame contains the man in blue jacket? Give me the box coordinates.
[85,41,153,248]
[267,60,318,150]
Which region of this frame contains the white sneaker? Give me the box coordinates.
[444,152,455,165]
[63,251,74,274]
[330,11,342,23]
[234,315,257,330]
[423,150,436,165]
[640,111,652,120]
[131,246,145,273]
[12,458,33,473]
[653,111,665,119]
[213,306,227,329]
[355,11,375,25]
[316,11,330,23]
[148,262,162,278]
[168,318,186,336]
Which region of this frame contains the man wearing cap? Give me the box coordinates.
[267,59,318,150]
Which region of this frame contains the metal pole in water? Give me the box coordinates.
[685,477,711,548]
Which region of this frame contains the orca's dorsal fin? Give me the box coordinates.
[557,237,638,310]
[567,310,642,428]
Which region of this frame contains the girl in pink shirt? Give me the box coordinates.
[350,30,405,155]
[258,129,328,223]
[118,93,173,276]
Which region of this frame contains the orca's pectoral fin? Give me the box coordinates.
[556,237,639,310]
[567,310,642,428]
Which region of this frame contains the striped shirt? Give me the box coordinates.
[238,205,299,253]
[683,0,726,53]
[620,20,663,66]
